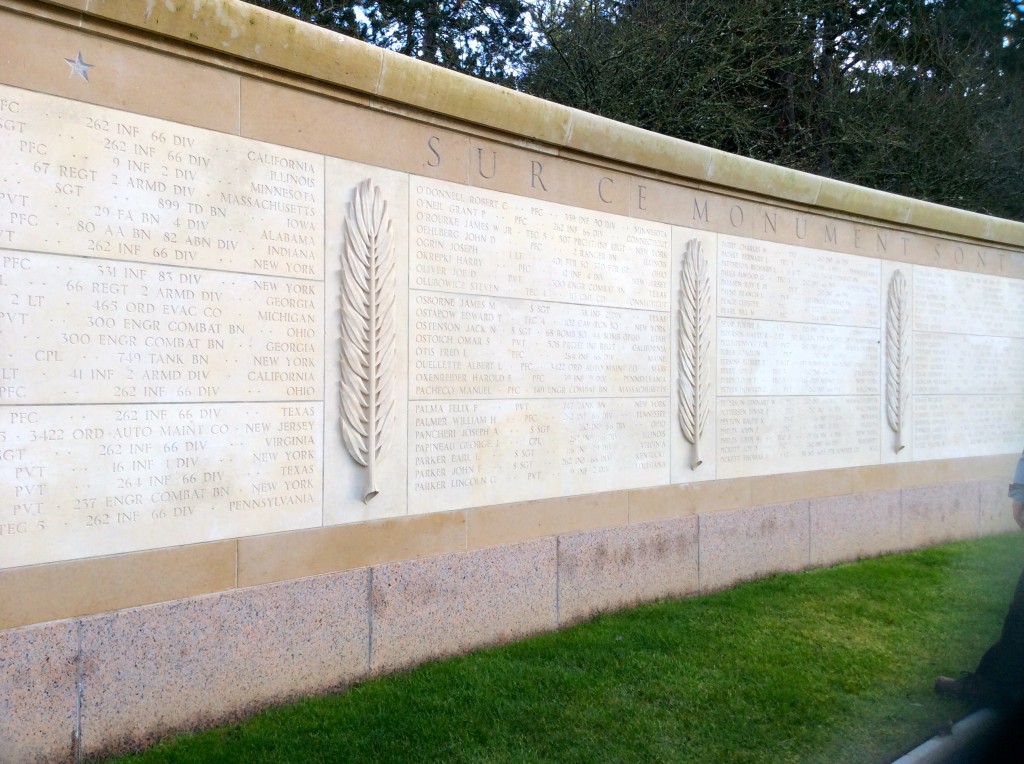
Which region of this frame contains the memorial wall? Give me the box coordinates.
[1,0,1023,760]
[2,80,1022,570]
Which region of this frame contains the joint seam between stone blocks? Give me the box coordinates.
[696,514,703,595]
[898,487,905,549]
[554,535,561,627]
[805,502,811,567]
[366,567,374,674]
[74,619,83,764]
[975,480,982,538]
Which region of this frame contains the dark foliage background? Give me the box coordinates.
[244,0,1024,221]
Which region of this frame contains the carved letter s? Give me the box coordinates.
[426,136,442,168]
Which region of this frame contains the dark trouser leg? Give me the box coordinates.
[975,565,1024,703]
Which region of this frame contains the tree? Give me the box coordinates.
[525,0,1024,220]
[244,0,1024,220]
[242,0,533,85]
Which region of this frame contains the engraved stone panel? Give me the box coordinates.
[913,333,1024,395]
[717,319,879,397]
[409,397,669,513]
[0,84,328,570]
[908,265,1024,459]
[914,395,1024,460]
[404,177,673,512]
[0,83,324,279]
[913,265,1024,337]
[410,292,668,399]
[713,236,882,478]
[718,236,880,326]
[0,402,323,568]
[717,396,879,478]
[0,250,323,405]
[411,178,671,310]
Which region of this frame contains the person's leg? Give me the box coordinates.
[973,565,1024,703]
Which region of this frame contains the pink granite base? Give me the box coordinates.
[979,478,1019,535]
[901,483,979,549]
[369,539,557,674]
[698,501,810,592]
[809,490,903,567]
[4,476,1017,762]
[0,621,77,764]
[557,517,699,624]
[79,569,369,758]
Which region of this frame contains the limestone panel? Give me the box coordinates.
[0,83,324,279]
[913,395,1024,460]
[912,265,1024,337]
[79,571,370,757]
[0,402,323,568]
[908,265,1024,461]
[717,319,879,397]
[411,177,671,311]
[409,397,669,513]
[913,333,1024,395]
[409,291,668,400]
[0,250,323,405]
[712,235,884,480]
[717,235,880,327]
[716,396,880,479]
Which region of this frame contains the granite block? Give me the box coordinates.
[809,490,902,567]
[79,570,370,758]
[979,478,1020,536]
[558,517,699,625]
[370,539,557,675]
[698,502,810,592]
[0,621,78,764]
[901,482,980,550]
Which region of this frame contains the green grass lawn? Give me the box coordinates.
[109,533,1024,764]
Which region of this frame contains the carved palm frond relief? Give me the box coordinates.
[341,179,397,502]
[885,269,909,453]
[678,238,712,469]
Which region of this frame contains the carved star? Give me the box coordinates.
[64,52,93,81]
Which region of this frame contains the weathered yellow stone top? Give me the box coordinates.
[41,0,1024,247]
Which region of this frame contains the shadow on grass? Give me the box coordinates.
[107,534,1024,764]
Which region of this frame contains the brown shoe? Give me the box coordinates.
[935,675,968,697]
[934,673,997,703]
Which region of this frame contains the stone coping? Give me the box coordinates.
[29,0,1024,249]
